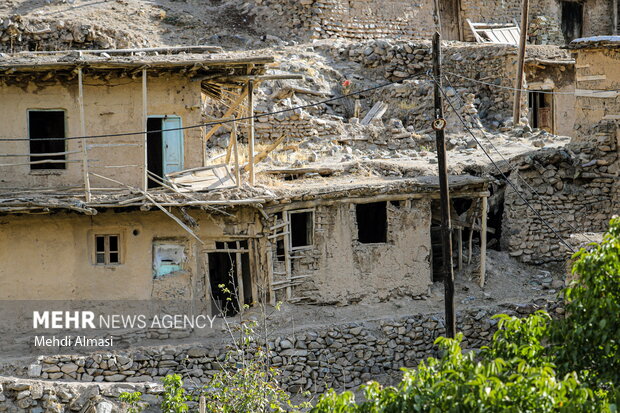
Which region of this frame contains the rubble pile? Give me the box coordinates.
[0,16,148,52]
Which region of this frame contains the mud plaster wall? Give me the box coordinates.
[0,74,203,190]
[572,48,620,140]
[526,63,575,137]
[0,207,261,301]
[272,199,432,304]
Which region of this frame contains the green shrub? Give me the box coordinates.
[312,312,611,412]
[552,217,620,388]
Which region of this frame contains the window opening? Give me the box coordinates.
[356,202,387,243]
[561,1,583,43]
[290,210,314,248]
[29,110,66,170]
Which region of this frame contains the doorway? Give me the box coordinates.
[147,116,184,188]
[528,91,553,133]
[561,1,583,43]
[439,0,462,40]
[207,241,253,317]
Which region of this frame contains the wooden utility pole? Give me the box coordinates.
[247,80,255,185]
[432,32,456,339]
[512,0,529,125]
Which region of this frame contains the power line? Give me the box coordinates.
[0,73,426,143]
[429,74,576,253]
[444,70,620,95]
[441,74,593,243]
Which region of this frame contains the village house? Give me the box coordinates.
[0,47,491,315]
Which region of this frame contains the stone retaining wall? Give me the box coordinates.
[14,300,560,397]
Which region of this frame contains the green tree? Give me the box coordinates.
[552,217,620,388]
[312,312,611,412]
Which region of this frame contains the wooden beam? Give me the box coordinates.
[243,134,286,172]
[248,80,255,185]
[264,191,491,213]
[78,67,91,202]
[203,87,248,142]
[142,69,148,191]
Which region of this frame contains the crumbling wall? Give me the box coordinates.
[0,16,148,52]
[249,0,434,41]
[332,41,518,128]
[0,207,260,301]
[502,142,618,264]
[272,199,432,305]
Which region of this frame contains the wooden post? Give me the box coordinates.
[479,195,488,287]
[512,0,529,125]
[283,211,292,300]
[142,69,148,192]
[77,67,91,202]
[457,228,463,271]
[432,32,456,339]
[614,0,618,35]
[232,120,241,187]
[247,80,255,185]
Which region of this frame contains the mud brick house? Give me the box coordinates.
[0,47,491,316]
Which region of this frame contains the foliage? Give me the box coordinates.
[119,391,145,413]
[312,312,611,413]
[161,374,191,413]
[552,217,620,388]
[202,319,310,413]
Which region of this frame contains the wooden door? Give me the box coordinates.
[440,0,462,40]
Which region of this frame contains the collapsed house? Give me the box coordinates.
[0,47,492,316]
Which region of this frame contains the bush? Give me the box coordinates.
[312,312,611,412]
[552,217,620,388]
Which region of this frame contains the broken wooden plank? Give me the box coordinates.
[243,135,287,172]
[203,87,248,143]
[361,101,388,125]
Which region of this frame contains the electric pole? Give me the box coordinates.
[513,0,529,125]
[432,32,456,339]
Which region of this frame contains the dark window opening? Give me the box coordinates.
[356,202,387,243]
[390,200,402,208]
[528,91,553,132]
[290,211,313,248]
[95,235,120,265]
[276,239,285,262]
[208,251,252,317]
[147,117,163,188]
[561,1,583,43]
[29,110,66,170]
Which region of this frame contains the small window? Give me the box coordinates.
[290,210,314,248]
[356,202,387,243]
[95,235,120,265]
[29,110,66,170]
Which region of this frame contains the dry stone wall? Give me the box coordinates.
[7,300,561,403]
[0,16,148,52]
[502,139,619,264]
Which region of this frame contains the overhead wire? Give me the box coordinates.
[0,72,427,143]
[429,73,577,253]
[444,70,620,95]
[441,73,593,243]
